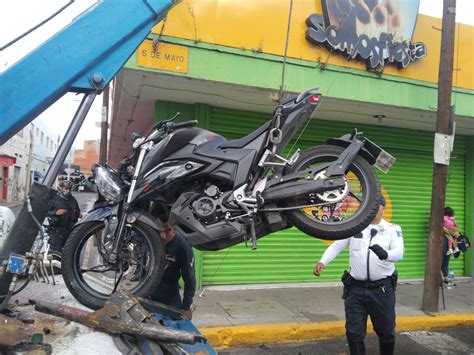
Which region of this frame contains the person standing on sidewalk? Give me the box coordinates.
[313,196,404,355]
[149,216,196,320]
[47,180,81,252]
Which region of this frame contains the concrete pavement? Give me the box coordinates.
[219,327,474,355]
[8,276,474,352]
[193,279,474,327]
[193,279,474,349]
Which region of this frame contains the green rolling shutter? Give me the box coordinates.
[202,106,467,285]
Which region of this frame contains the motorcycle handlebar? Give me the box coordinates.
[170,120,198,130]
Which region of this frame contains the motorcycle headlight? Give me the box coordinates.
[94,165,124,203]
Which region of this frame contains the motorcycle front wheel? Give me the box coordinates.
[62,221,165,310]
[284,145,381,240]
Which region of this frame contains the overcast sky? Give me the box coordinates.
[1,0,473,149]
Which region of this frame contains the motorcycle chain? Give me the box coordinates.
[260,202,328,212]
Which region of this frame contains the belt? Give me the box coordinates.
[350,276,392,289]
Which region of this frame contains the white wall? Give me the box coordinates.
[30,118,60,179]
[0,127,30,201]
[0,117,75,202]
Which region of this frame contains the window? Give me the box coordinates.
[36,127,39,137]
[41,132,44,145]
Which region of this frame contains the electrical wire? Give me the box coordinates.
[0,1,75,51]
[115,77,276,108]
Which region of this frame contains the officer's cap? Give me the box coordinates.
[378,195,386,207]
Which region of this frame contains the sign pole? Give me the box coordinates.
[100,85,109,164]
[421,0,457,313]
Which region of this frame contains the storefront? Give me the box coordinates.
[0,155,16,202]
[109,0,474,286]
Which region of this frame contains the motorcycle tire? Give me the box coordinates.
[62,221,165,310]
[284,145,381,240]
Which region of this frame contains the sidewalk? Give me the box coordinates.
[8,275,474,351]
[192,279,474,349]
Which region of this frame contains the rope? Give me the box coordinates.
[198,247,231,298]
[278,0,294,102]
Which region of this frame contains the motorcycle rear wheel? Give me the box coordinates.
[284,145,381,240]
[62,221,165,310]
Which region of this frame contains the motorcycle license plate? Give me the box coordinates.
[364,138,396,173]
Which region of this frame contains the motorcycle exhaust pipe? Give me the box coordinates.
[262,176,346,201]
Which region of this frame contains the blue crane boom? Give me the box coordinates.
[0,0,175,145]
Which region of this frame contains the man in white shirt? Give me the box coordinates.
[313,196,404,355]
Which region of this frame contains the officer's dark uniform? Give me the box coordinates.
[150,234,196,311]
[319,213,404,355]
[47,188,80,252]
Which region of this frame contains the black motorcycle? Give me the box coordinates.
[62,86,394,309]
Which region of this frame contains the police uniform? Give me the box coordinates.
[319,219,404,355]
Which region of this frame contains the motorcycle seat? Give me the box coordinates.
[219,120,271,149]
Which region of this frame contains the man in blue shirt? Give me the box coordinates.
[150,217,196,320]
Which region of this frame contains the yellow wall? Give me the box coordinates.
[154,0,474,90]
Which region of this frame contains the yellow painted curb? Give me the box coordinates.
[200,314,474,350]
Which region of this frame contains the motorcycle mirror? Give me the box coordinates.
[166,111,180,122]
[130,132,142,142]
[152,111,181,130]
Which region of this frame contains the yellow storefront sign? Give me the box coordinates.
[137,41,188,73]
[152,0,474,90]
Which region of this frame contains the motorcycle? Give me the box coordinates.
[62,86,394,309]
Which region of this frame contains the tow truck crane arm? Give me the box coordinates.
[0,0,177,308]
[0,0,175,146]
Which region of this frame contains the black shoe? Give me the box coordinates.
[380,341,395,355]
[348,341,366,355]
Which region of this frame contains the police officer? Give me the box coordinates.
[150,217,196,320]
[47,180,81,252]
[313,196,404,355]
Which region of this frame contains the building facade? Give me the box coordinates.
[0,118,64,202]
[74,139,100,176]
[29,118,61,182]
[0,127,29,202]
[108,0,474,287]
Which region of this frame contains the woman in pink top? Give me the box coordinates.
[443,207,460,255]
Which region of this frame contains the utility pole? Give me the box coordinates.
[421,0,457,312]
[99,85,109,164]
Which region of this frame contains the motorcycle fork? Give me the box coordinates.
[109,142,152,263]
[105,206,127,264]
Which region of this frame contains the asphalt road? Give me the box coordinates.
[220,327,474,355]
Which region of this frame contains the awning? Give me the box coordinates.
[0,155,16,166]
[34,170,43,178]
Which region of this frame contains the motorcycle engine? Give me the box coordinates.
[192,185,221,224]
